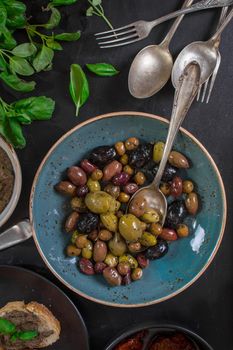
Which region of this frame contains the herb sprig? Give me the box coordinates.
[86,0,113,30]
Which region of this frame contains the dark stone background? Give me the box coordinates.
[0,1,233,349]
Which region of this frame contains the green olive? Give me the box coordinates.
[119,214,143,242]
[104,253,118,267]
[140,232,157,247]
[108,232,127,256]
[71,230,80,244]
[119,254,138,269]
[71,197,87,212]
[87,178,101,192]
[141,209,160,223]
[109,198,121,212]
[100,213,118,232]
[153,141,165,163]
[66,245,81,257]
[81,240,93,259]
[85,191,113,214]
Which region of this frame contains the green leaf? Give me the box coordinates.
[0,5,7,27]
[44,7,61,29]
[54,31,81,41]
[18,330,38,341]
[0,55,7,71]
[3,1,26,17]
[0,318,16,335]
[14,113,32,125]
[86,63,119,76]
[13,96,55,120]
[12,43,37,58]
[51,0,77,6]
[46,39,62,51]
[86,6,93,16]
[33,45,54,72]
[0,28,17,50]
[4,118,26,148]
[10,56,34,76]
[0,71,36,92]
[92,0,102,6]
[6,13,26,29]
[69,64,89,117]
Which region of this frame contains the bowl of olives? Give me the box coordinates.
[30,112,226,306]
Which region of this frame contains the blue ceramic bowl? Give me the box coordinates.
[30,112,226,307]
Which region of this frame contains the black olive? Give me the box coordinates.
[151,164,178,182]
[77,213,99,233]
[128,143,153,168]
[89,146,116,167]
[145,240,168,260]
[165,200,187,229]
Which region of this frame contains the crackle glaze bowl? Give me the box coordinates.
[30,112,226,307]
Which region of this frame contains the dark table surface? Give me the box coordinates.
[1,1,233,349]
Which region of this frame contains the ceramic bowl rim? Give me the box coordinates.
[0,136,22,228]
[29,111,227,308]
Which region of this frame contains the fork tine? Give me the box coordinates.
[206,54,221,103]
[96,28,137,41]
[201,79,209,102]
[100,38,141,49]
[196,85,201,101]
[98,33,139,46]
[95,24,136,37]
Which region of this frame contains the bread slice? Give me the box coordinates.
[0,301,61,348]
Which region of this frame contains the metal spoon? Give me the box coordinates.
[128,0,194,99]
[172,7,233,88]
[127,62,201,225]
[0,220,32,251]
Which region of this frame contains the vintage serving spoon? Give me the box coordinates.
[128,0,194,99]
[172,7,233,88]
[127,62,201,225]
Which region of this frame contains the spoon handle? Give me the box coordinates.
[210,7,233,43]
[161,0,194,48]
[214,6,228,47]
[152,63,200,188]
[0,220,32,251]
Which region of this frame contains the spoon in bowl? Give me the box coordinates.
[172,7,233,88]
[127,62,201,225]
[128,0,194,99]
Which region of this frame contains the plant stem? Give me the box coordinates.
[88,0,113,30]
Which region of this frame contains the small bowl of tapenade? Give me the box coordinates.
[0,136,22,227]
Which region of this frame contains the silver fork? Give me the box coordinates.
[95,0,233,48]
[197,6,228,103]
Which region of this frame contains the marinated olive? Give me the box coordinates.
[55,181,76,196]
[119,214,143,242]
[129,197,146,217]
[117,262,131,276]
[140,221,147,232]
[115,141,126,156]
[122,273,132,285]
[145,240,169,260]
[140,232,157,247]
[170,176,183,197]
[160,228,178,241]
[185,192,198,215]
[152,164,177,182]
[77,212,99,233]
[103,160,122,181]
[131,268,143,281]
[153,141,165,163]
[89,146,117,167]
[118,192,130,203]
[65,211,79,233]
[159,182,171,196]
[104,184,120,199]
[93,240,107,262]
[141,209,160,224]
[169,151,190,168]
[112,172,130,186]
[81,240,93,259]
[80,159,97,174]
[79,258,94,275]
[120,154,128,165]
[98,229,113,241]
[150,222,162,236]
[123,183,138,195]
[134,171,146,185]
[76,185,89,198]
[75,234,88,249]
[128,143,153,168]
[91,169,103,181]
[67,166,87,186]
[94,262,107,274]
[71,230,80,244]
[87,178,101,192]
[119,254,138,268]
[137,254,149,269]
[125,137,139,151]
[85,191,113,214]
[71,197,87,213]
[108,232,127,256]
[88,229,98,242]
[66,245,81,257]
[182,180,194,194]
[104,253,118,267]
[128,242,142,254]
[100,213,118,232]
[123,165,134,176]
[165,200,187,229]
[177,223,189,237]
[103,267,122,286]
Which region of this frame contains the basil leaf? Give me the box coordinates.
[6,13,26,29]
[10,56,34,76]
[86,7,93,16]
[0,318,16,335]
[3,1,26,17]
[46,39,62,51]
[0,28,17,50]
[5,118,26,149]
[86,63,119,76]
[69,64,89,117]
[12,43,37,58]
[54,31,81,41]
[92,0,102,6]
[0,55,7,71]
[18,330,38,341]
[51,0,77,6]
[0,5,7,27]
[13,96,55,121]
[44,7,61,29]
[33,45,54,72]
[0,71,36,92]
[14,113,32,125]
